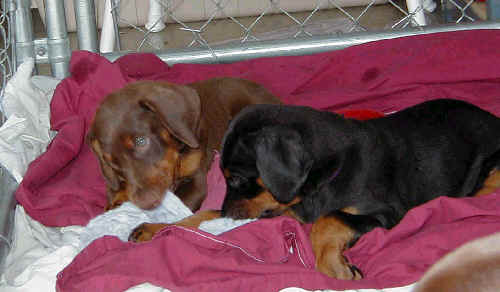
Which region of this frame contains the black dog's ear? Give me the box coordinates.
[255,126,313,203]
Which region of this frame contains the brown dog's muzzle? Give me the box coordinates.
[129,185,166,210]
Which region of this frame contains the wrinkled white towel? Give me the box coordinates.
[79,190,255,251]
[0,59,59,183]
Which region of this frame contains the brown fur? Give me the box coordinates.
[413,231,500,292]
[88,77,280,211]
[129,210,221,242]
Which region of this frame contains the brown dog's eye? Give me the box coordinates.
[134,136,149,148]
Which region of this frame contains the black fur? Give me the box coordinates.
[220,99,500,234]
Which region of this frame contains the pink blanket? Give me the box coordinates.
[13,29,500,291]
[57,192,500,291]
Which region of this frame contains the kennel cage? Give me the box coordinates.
[1,0,500,284]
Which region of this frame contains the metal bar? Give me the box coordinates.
[45,0,71,78]
[0,166,18,276]
[110,0,122,51]
[7,0,16,71]
[13,0,34,70]
[73,0,98,52]
[488,0,500,20]
[102,21,500,65]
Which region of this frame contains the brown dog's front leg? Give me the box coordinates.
[310,215,362,280]
[128,210,221,242]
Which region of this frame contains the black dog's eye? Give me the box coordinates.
[228,175,247,189]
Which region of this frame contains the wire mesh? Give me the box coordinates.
[109,0,484,52]
[0,0,13,124]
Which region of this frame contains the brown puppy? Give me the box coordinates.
[413,231,500,292]
[88,77,281,211]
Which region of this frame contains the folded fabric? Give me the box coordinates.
[57,192,500,292]
[0,59,58,183]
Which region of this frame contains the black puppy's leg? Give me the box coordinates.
[310,211,381,280]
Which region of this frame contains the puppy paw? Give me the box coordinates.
[317,254,363,280]
[128,223,168,242]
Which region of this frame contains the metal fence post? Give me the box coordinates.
[45,0,71,78]
[74,0,98,52]
[110,0,122,51]
[13,0,34,70]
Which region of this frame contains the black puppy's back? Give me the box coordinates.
[368,99,500,209]
[221,99,500,229]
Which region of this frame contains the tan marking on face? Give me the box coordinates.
[160,128,172,142]
[152,144,179,186]
[103,152,113,163]
[341,206,360,215]
[256,177,266,188]
[128,134,180,209]
[223,168,231,178]
[179,149,202,177]
[238,177,302,218]
[122,135,134,150]
[310,216,361,280]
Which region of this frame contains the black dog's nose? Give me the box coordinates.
[259,209,275,218]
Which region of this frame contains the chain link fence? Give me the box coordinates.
[0,0,494,86]
[104,0,486,52]
[0,0,13,123]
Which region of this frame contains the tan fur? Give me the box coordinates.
[413,232,500,292]
[310,216,361,280]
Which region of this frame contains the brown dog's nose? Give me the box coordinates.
[132,190,165,210]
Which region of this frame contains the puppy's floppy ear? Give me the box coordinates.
[139,83,201,148]
[87,129,121,191]
[255,126,313,203]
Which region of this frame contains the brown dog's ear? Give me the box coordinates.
[255,126,313,203]
[139,84,201,148]
[87,131,121,191]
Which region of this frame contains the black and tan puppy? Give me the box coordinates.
[219,99,500,279]
[130,99,500,279]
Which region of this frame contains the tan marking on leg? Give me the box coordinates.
[311,216,362,280]
[475,168,500,196]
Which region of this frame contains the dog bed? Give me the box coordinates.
[2,29,500,292]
